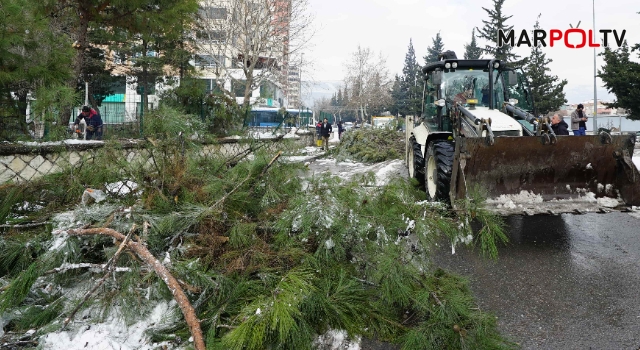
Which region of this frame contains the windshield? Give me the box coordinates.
[442,69,505,108]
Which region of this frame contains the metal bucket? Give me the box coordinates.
[451,134,640,206]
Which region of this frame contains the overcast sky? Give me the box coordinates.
[304,0,639,104]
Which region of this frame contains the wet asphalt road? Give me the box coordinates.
[433,212,640,350]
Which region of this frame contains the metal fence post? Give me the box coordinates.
[139,86,144,137]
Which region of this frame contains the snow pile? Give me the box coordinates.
[105,181,139,196]
[486,191,544,208]
[375,161,404,186]
[42,301,177,350]
[596,197,620,208]
[314,329,361,350]
[629,206,640,220]
[306,159,406,187]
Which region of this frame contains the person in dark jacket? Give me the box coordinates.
[337,121,344,139]
[551,114,569,135]
[570,103,588,135]
[320,118,332,151]
[73,106,104,140]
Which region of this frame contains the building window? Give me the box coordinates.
[196,30,226,43]
[199,7,227,20]
[195,54,225,68]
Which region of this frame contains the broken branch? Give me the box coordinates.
[63,226,206,350]
[62,225,136,329]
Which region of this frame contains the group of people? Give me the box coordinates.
[315,119,346,151]
[550,103,589,136]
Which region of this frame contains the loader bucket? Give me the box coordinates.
[451,134,640,211]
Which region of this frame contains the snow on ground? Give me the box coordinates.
[629,206,640,220]
[634,146,640,170]
[306,158,407,186]
[42,301,178,350]
[105,181,139,196]
[314,329,360,350]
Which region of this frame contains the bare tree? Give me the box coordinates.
[197,0,313,110]
[343,46,392,124]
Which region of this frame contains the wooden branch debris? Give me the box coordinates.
[62,225,136,329]
[62,226,206,350]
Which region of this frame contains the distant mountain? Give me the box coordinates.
[301,80,343,108]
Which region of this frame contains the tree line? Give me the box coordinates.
[0,0,313,139]
[322,1,640,122]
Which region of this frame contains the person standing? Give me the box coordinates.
[337,120,344,139]
[73,106,104,140]
[550,114,569,135]
[571,104,588,136]
[320,118,332,151]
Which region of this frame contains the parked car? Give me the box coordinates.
[343,122,353,131]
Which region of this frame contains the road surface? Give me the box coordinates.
[433,211,640,349]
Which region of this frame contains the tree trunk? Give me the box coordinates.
[64,228,206,350]
[61,3,91,126]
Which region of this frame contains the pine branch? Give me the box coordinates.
[62,226,206,350]
[62,224,136,329]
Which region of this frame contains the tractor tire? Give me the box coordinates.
[408,136,425,188]
[425,141,455,203]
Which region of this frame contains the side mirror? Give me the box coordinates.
[432,70,442,85]
[508,71,517,86]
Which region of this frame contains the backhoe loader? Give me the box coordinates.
[406,51,640,214]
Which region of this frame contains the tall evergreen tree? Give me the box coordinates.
[424,32,445,64]
[399,39,423,116]
[464,28,483,60]
[476,0,520,64]
[599,42,640,120]
[390,75,405,116]
[523,16,567,116]
[0,0,74,128]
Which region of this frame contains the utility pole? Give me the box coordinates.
[592,0,598,132]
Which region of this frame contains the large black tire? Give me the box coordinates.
[425,141,454,203]
[409,137,425,188]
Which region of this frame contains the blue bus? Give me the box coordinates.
[246,107,314,128]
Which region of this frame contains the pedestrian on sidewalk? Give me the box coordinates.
[320,118,332,151]
[571,104,588,135]
[337,121,344,139]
